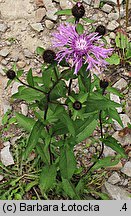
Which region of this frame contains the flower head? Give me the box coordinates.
[72,2,85,21]
[52,23,113,74]
[43,49,56,64]
[6,70,16,79]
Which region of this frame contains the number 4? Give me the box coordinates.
[122,203,127,211]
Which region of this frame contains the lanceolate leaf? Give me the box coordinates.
[107,108,123,127]
[76,119,97,143]
[23,120,44,160]
[62,178,79,199]
[39,164,57,194]
[59,144,76,180]
[55,9,72,16]
[15,112,35,132]
[92,156,120,171]
[27,68,34,87]
[59,113,76,137]
[76,23,84,35]
[102,136,127,158]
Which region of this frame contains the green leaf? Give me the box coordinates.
[39,164,57,193]
[12,87,43,102]
[86,93,122,112]
[66,17,75,23]
[107,108,123,127]
[36,143,49,164]
[106,53,120,65]
[59,112,76,137]
[36,46,45,55]
[55,9,72,15]
[62,178,79,199]
[102,136,127,158]
[25,180,39,192]
[23,120,44,160]
[15,112,35,132]
[76,119,97,143]
[76,23,84,34]
[107,86,124,98]
[92,156,120,171]
[17,70,23,78]
[82,18,95,23]
[59,144,76,180]
[27,68,34,87]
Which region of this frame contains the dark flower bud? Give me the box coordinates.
[100,79,109,89]
[43,49,56,64]
[73,101,82,110]
[6,70,16,79]
[72,2,85,21]
[95,25,106,36]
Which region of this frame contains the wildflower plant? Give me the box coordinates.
[5,2,128,199]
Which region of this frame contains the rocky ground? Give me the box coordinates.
[0,0,131,200]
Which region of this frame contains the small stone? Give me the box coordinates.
[113,114,131,130]
[0,23,7,32]
[30,23,44,32]
[110,93,122,113]
[108,12,119,21]
[104,182,131,200]
[24,49,32,58]
[21,103,28,116]
[0,65,5,76]
[1,145,14,167]
[104,0,123,4]
[112,130,131,147]
[0,48,10,57]
[10,136,22,145]
[17,61,26,69]
[3,141,10,147]
[1,59,8,65]
[45,20,55,29]
[110,32,116,39]
[60,0,73,9]
[0,175,4,181]
[107,20,119,31]
[102,4,113,13]
[46,8,58,21]
[11,82,22,95]
[108,172,121,184]
[83,0,92,5]
[121,162,131,177]
[35,0,44,6]
[94,0,100,8]
[3,101,12,114]
[35,8,46,22]
[113,78,127,91]
[103,146,115,157]
[89,146,96,154]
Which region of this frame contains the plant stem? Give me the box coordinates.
[16,76,46,94]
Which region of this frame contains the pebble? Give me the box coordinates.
[21,103,28,116]
[1,59,8,65]
[46,8,58,21]
[110,93,122,113]
[108,172,121,184]
[17,61,26,69]
[30,23,44,32]
[3,101,12,114]
[0,145,14,167]
[3,141,10,147]
[104,182,131,200]
[121,162,131,177]
[60,0,73,9]
[11,82,22,95]
[0,48,10,57]
[113,114,131,130]
[0,23,7,32]
[45,20,55,29]
[103,146,115,157]
[35,0,44,6]
[108,12,119,21]
[0,65,5,76]
[0,175,4,181]
[112,130,131,147]
[113,78,127,91]
[35,8,46,22]
[94,0,100,8]
[110,32,116,39]
[89,146,96,154]
[107,20,119,31]
[104,0,123,4]
[24,49,32,58]
[102,4,113,13]
[83,0,92,5]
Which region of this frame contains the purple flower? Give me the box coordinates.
[52,23,113,74]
